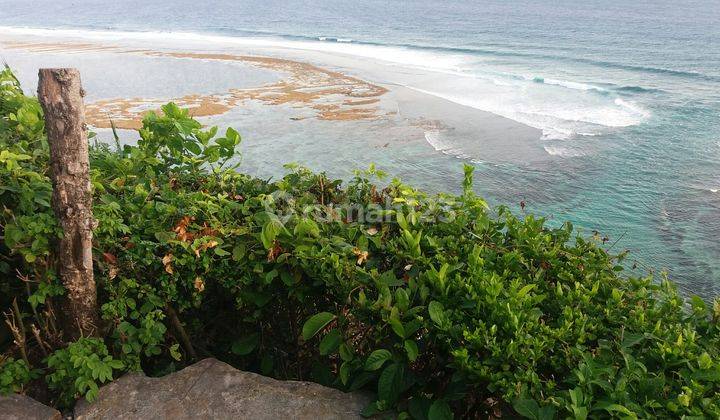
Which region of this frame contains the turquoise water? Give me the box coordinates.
[1,0,719,296]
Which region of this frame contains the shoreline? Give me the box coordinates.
[0,30,545,165]
[1,40,388,129]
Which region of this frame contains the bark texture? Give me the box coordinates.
[37,68,99,340]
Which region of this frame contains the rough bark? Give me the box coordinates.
[37,68,99,340]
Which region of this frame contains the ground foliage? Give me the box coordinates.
[1,67,719,418]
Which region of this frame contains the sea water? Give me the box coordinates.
[1,0,719,296]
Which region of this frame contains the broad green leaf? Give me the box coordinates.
[319,329,342,355]
[513,399,540,419]
[395,288,410,311]
[361,401,382,418]
[231,333,259,356]
[389,317,405,339]
[517,284,536,298]
[260,219,283,249]
[365,349,392,371]
[428,301,448,329]
[339,361,350,385]
[301,312,336,340]
[214,247,230,256]
[397,211,409,231]
[339,343,354,361]
[294,218,320,238]
[232,244,246,261]
[593,401,634,417]
[408,397,431,420]
[378,363,403,405]
[349,371,376,391]
[428,400,453,420]
[621,332,645,349]
[225,127,241,145]
[698,352,713,370]
[537,406,556,420]
[184,140,202,155]
[404,340,419,361]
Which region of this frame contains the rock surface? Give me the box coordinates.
[0,394,61,420]
[74,358,371,419]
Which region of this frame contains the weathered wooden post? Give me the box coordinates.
[37,68,99,340]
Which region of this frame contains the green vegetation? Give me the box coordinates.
[1,66,719,418]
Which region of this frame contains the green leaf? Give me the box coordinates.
[462,163,474,195]
[428,301,447,328]
[294,218,320,238]
[395,288,410,311]
[319,329,342,355]
[404,319,423,338]
[225,127,241,145]
[184,140,202,155]
[517,284,536,298]
[428,400,453,420]
[621,332,645,349]
[698,352,713,370]
[261,219,283,249]
[378,363,403,404]
[169,344,182,361]
[365,349,392,371]
[349,371,376,392]
[339,343,354,361]
[404,340,419,362]
[593,401,633,417]
[537,406,556,420]
[408,396,431,420]
[396,211,409,231]
[513,399,540,419]
[339,361,351,385]
[361,401,382,418]
[154,231,175,244]
[214,247,230,256]
[260,354,273,375]
[302,312,336,340]
[232,244,246,261]
[231,333,259,356]
[389,317,405,339]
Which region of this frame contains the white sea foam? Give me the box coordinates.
[526,75,607,93]
[423,130,449,151]
[408,85,648,142]
[0,26,465,72]
[317,36,352,42]
[543,145,584,157]
[423,130,471,159]
[614,98,650,118]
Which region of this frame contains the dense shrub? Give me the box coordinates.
[1,66,719,417]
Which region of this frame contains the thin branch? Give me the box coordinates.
[31,324,49,358]
[166,304,197,361]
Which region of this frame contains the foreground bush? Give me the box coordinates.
[1,66,719,418]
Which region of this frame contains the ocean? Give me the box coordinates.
[1,0,719,297]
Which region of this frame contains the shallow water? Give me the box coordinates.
[1,0,719,297]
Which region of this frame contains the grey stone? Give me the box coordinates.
[74,358,371,419]
[0,394,61,420]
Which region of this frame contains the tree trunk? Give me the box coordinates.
[37,68,99,341]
